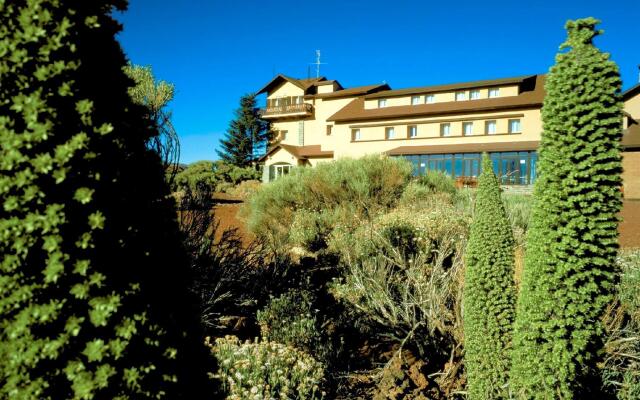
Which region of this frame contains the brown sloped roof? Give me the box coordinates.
[624,123,640,149]
[328,75,545,123]
[256,75,326,95]
[385,141,540,156]
[310,83,392,99]
[623,83,640,101]
[364,75,538,99]
[260,144,334,161]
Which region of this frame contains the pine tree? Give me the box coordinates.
[463,154,516,400]
[217,94,272,167]
[510,18,623,399]
[0,1,213,398]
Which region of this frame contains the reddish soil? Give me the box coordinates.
[212,202,254,246]
[620,200,640,249]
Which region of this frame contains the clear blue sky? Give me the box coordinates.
[115,0,640,164]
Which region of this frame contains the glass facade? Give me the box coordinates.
[399,151,537,185]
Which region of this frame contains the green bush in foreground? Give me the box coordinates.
[0,1,211,398]
[463,155,516,399]
[210,336,325,400]
[511,18,623,398]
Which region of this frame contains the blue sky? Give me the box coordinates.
[115,0,640,164]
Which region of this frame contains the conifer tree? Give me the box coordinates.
[463,154,516,400]
[510,18,623,399]
[217,94,272,167]
[0,1,213,398]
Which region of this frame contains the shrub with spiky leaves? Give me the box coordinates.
[511,18,623,399]
[463,154,516,400]
[0,1,213,398]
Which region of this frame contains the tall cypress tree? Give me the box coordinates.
[217,94,272,167]
[463,154,516,400]
[0,1,213,398]
[510,18,623,399]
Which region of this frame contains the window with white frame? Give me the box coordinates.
[378,99,387,108]
[386,127,396,139]
[408,125,417,138]
[425,94,435,104]
[488,88,500,98]
[485,120,497,135]
[463,122,473,136]
[470,90,480,100]
[508,119,521,133]
[352,128,361,141]
[411,95,420,105]
[440,123,451,137]
[455,91,466,101]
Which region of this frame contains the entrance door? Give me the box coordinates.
[501,158,521,185]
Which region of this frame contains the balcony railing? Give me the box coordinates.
[261,103,313,117]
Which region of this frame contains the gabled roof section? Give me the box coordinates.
[623,82,640,101]
[364,75,537,99]
[259,144,334,161]
[256,74,327,95]
[310,83,391,99]
[328,75,545,123]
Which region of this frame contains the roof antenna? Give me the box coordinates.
[310,50,326,78]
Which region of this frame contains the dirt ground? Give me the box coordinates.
[213,200,640,249]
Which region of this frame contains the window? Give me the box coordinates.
[470,90,480,100]
[485,120,497,135]
[463,122,473,136]
[378,99,387,108]
[411,95,421,105]
[508,119,521,133]
[440,123,451,137]
[326,125,332,135]
[455,91,466,101]
[408,125,417,138]
[425,94,435,104]
[269,164,293,181]
[352,128,361,141]
[274,98,280,107]
[279,130,288,141]
[489,88,500,98]
[386,127,396,139]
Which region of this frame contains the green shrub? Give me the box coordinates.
[463,155,516,400]
[417,170,457,196]
[501,194,533,244]
[210,336,325,400]
[244,156,412,252]
[330,200,470,354]
[175,160,218,191]
[0,1,212,398]
[257,290,321,354]
[511,18,623,398]
[601,250,640,399]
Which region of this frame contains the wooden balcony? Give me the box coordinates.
[260,103,313,119]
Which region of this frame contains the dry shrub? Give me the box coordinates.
[330,199,470,397]
[226,180,261,200]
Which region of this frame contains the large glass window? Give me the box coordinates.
[386,127,396,139]
[399,151,538,185]
[489,88,500,98]
[455,91,466,101]
[470,90,480,100]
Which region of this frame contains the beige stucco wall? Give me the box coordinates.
[622,151,640,200]
[267,81,304,99]
[329,108,541,158]
[625,92,640,121]
[364,85,520,109]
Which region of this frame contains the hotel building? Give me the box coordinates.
[257,74,640,198]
